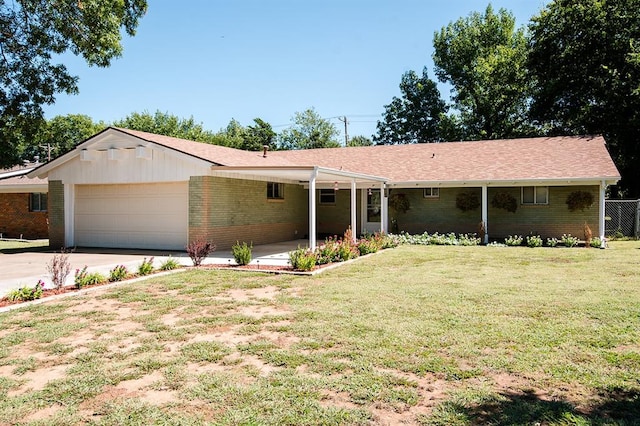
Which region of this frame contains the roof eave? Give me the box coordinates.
[387,177,621,188]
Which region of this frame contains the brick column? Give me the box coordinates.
[48,180,65,248]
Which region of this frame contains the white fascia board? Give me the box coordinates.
[387,177,620,188]
[315,166,388,183]
[210,166,388,185]
[0,168,35,179]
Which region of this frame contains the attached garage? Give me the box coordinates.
[74,182,188,250]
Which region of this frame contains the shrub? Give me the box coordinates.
[159,257,181,271]
[546,237,559,247]
[379,233,400,249]
[109,265,129,282]
[357,238,379,255]
[231,241,253,266]
[75,266,106,288]
[336,239,359,261]
[138,257,155,276]
[47,249,71,289]
[504,235,523,246]
[7,280,45,302]
[289,246,316,271]
[561,234,579,248]
[526,235,543,248]
[590,237,604,248]
[315,237,341,265]
[186,238,216,266]
[458,233,481,246]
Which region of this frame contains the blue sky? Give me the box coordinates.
[44,0,549,141]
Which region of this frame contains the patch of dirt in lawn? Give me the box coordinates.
[223,285,281,302]
[9,364,69,395]
[21,405,64,423]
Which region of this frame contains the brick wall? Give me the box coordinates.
[0,193,48,239]
[189,176,308,249]
[48,181,65,249]
[316,189,361,236]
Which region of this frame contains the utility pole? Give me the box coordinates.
[338,116,348,146]
[38,144,53,162]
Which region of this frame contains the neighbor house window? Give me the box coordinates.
[521,186,548,205]
[29,193,48,212]
[423,187,440,198]
[319,189,336,204]
[267,182,284,200]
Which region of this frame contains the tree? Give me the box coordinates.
[30,114,106,161]
[242,118,277,151]
[113,111,217,143]
[528,0,640,197]
[373,68,455,144]
[432,5,535,140]
[0,0,148,168]
[278,108,341,150]
[347,135,373,147]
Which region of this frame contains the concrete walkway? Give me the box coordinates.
[0,240,309,297]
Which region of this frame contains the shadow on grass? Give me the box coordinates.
[0,245,52,255]
[449,388,640,425]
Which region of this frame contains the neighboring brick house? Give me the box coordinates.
[0,166,49,239]
[27,128,620,250]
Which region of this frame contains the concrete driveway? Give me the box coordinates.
[0,240,307,297]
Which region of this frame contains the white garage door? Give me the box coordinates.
[75,182,189,250]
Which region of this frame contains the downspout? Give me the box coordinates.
[599,180,606,242]
[350,179,357,242]
[380,181,386,233]
[309,168,318,249]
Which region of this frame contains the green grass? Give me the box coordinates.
[0,239,49,252]
[0,241,638,424]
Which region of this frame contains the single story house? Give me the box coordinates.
[26,127,620,250]
[0,165,49,239]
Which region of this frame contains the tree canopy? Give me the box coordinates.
[432,5,534,140]
[0,0,148,168]
[528,0,640,196]
[278,108,341,150]
[112,111,218,143]
[373,68,453,144]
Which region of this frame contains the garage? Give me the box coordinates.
[74,182,189,250]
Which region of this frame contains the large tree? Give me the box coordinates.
[432,5,535,140]
[528,0,640,197]
[278,108,341,150]
[0,0,147,168]
[242,118,277,151]
[373,68,454,144]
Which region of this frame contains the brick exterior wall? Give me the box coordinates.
[0,193,48,239]
[320,185,601,239]
[48,180,65,249]
[189,176,308,249]
[317,189,362,236]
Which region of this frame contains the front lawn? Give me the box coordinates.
[0,241,638,424]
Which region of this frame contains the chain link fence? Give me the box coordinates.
[605,199,640,238]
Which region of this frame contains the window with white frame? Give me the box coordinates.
[29,193,48,212]
[521,186,548,205]
[423,187,440,198]
[319,189,336,204]
[267,182,284,200]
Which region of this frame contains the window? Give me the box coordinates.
[423,187,440,198]
[29,193,48,212]
[267,182,284,200]
[522,186,548,205]
[319,189,336,204]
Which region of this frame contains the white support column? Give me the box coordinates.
[350,179,357,242]
[309,168,318,249]
[64,183,75,247]
[380,182,386,233]
[482,185,488,244]
[599,180,606,240]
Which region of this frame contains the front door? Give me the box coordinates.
[362,189,381,234]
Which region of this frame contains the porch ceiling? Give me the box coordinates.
[210,165,388,187]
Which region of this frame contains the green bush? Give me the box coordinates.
[526,235,543,248]
[504,235,523,246]
[289,246,316,271]
[561,234,579,248]
[546,237,559,247]
[138,257,155,276]
[74,266,107,289]
[159,257,181,271]
[109,265,129,282]
[231,241,253,266]
[357,238,379,255]
[590,237,604,248]
[7,280,45,302]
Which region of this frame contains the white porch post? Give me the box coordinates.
[64,183,75,247]
[380,182,386,233]
[482,185,488,244]
[309,168,318,249]
[599,180,606,240]
[350,179,357,242]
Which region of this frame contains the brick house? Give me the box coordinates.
[0,166,49,239]
[27,127,620,250]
